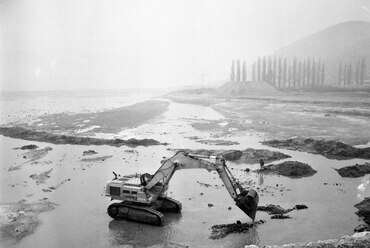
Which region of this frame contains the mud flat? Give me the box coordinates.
[8,146,54,171]
[14,144,39,150]
[177,148,290,164]
[0,199,56,243]
[251,231,370,248]
[27,100,170,134]
[257,204,293,215]
[335,163,370,178]
[258,161,317,178]
[29,169,53,184]
[0,127,164,147]
[262,138,370,159]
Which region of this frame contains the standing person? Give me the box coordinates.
[259,158,265,170]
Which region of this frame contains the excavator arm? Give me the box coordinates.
[144,151,259,220]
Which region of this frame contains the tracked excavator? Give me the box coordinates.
[105,151,259,225]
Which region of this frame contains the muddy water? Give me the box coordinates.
[1,99,370,248]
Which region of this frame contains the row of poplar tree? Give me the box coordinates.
[230,57,326,88]
[337,58,366,85]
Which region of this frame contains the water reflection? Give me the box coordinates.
[258,172,265,186]
[108,212,182,247]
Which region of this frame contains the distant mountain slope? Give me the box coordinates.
[274,21,370,83]
[275,21,370,59]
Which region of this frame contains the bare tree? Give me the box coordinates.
[292,57,297,88]
[355,59,360,84]
[230,60,235,81]
[360,57,366,85]
[278,58,282,88]
[252,63,256,82]
[273,56,277,85]
[242,60,247,82]
[343,63,347,85]
[338,62,342,85]
[267,56,272,83]
[287,61,291,88]
[316,59,321,87]
[236,59,241,82]
[262,56,266,81]
[257,57,261,81]
[297,59,302,88]
[312,59,316,87]
[283,58,287,88]
[348,62,352,85]
[302,59,306,87]
[307,58,311,88]
[321,63,325,86]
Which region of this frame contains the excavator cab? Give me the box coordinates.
[235,189,259,221]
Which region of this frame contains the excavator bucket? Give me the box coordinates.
[235,189,259,221]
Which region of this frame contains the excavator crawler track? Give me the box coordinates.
[107,202,164,226]
[158,196,182,212]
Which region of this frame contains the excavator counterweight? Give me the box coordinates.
[105,151,259,225]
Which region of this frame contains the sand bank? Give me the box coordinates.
[0,127,164,147]
[263,138,370,159]
[176,148,290,164]
[258,161,317,178]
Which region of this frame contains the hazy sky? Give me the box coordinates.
[1,0,370,91]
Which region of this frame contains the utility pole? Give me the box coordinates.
[200,72,209,87]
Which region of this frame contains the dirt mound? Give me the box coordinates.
[355,198,370,225]
[83,150,98,156]
[210,220,265,239]
[177,148,290,164]
[257,204,293,215]
[8,147,53,172]
[29,169,53,184]
[335,163,370,178]
[217,81,281,96]
[271,214,292,219]
[0,127,164,148]
[19,144,38,150]
[259,161,317,178]
[262,138,370,160]
[210,222,253,239]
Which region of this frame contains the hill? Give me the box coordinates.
[275,21,370,59]
[275,21,370,84]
